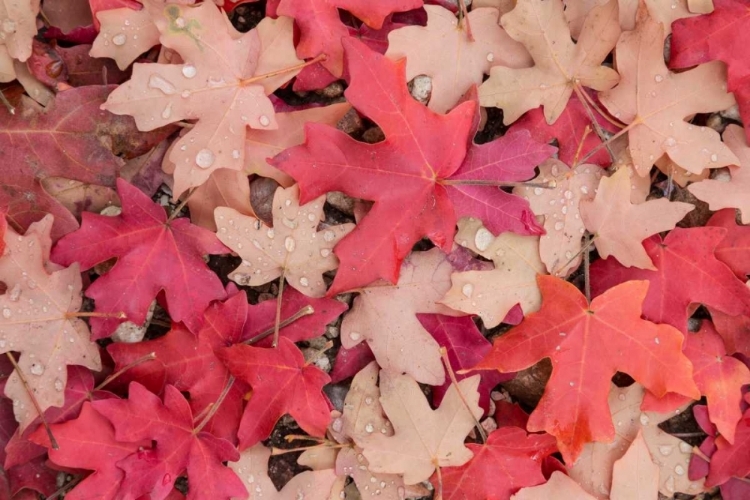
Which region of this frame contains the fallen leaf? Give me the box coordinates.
[440,217,545,328]
[51,179,228,338]
[514,160,602,277]
[0,216,101,430]
[599,4,738,176]
[580,168,694,269]
[609,430,659,500]
[0,0,40,61]
[689,124,750,222]
[479,0,620,124]
[474,275,700,463]
[385,5,531,113]
[564,0,694,38]
[215,184,354,298]
[90,5,159,70]
[706,209,750,279]
[360,371,482,484]
[511,471,597,500]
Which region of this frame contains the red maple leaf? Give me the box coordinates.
[590,227,750,332]
[92,382,246,500]
[670,0,750,141]
[439,427,557,500]
[29,402,151,500]
[416,314,511,415]
[107,286,345,441]
[707,398,750,487]
[272,39,554,294]
[706,209,750,280]
[217,337,331,449]
[51,179,228,338]
[474,275,700,463]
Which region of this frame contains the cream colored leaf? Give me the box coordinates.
[568,384,705,498]
[689,124,750,223]
[187,168,253,231]
[214,184,354,297]
[0,216,102,430]
[0,0,40,61]
[441,218,545,328]
[335,361,391,443]
[341,248,463,385]
[479,0,620,124]
[90,7,160,70]
[580,168,694,269]
[609,431,659,500]
[361,372,482,485]
[0,45,15,82]
[514,159,602,277]
[599,6,737,176]
[511,471,597,500]
[564,0,694,38]
[386,5,531,113]
[230,444,337,500]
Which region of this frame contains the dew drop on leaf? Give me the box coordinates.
[195,149,215,169]
[474,228,493,251]
[148,75,176,95]
[112,33,127,46]
[181,64,197,79]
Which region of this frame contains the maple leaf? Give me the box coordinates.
[180,168,253,232]
[89,4,159,70]
[609,430,659,499]
[671,0,750,142]
[93,382,246,500]
[474,275,700,463]
[590,226,750,331]
[0,86,167,240]
[341,248,465,385]
[478,0,620,125]
[273,38,554,293]
[102,1,303,197]
[599,4,738,176]
[511,471,596,500]
[703,398,750,487]
[215,184,354,297]
[29,402,151,500]
[0,0,39,62]
[230,444,338,500]
[513,160,602,277]
[218,337,331,449]
[564,0,696,38]
[0,216,101,429]
[360,371,482,484]
[568,383,706,498]
[706,209,750,279]
[642,321,750,444]
[439,426,557,500]
[689,124,750,222]
[580,168,694,269]
[51,179,228,339]
[440,217,545,328]
[271,0,422,77]
[385,5,531,113]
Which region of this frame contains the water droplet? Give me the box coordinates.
[654,74,664,83]
[462,283,474,298]
[533,187,543,195]
[112,33,127,46]
[299,277,309,287]
[563,190,573,199]
[349,331,361,341]
[618,393,626,401]
[665,475,675,493]
[161,103,172,120]
[474,228,493,252]
[580,186,589,194]
[663,136,677,148]
[320,249,331,257]
[54,379,64,392]
[710,153,718,162]
[147,74,176,95]
[266,228,274,239]
[559,332,567,336]
[181,64,197,79]
[674,464,685,476]
[554,221,564,231]
[539,84,547,90]
[195,149,215,169]
[639,413,650,425]
[659,445,673,456]
[30,363,44,375]
[364,396,373,405]
[561,206,568,215]
[285,236,296,252]
[174,16,186,28]
[259,115,270,127]
[486,52,494,62]
[162,474,172,486]
[365,423,374,433]
[323,231,335,242]
[2,308,10,319]
[0,340,6,348]
[247,474,255,484]
[8,284,21,302]
[679,441,692,453]
[569,381,575,387]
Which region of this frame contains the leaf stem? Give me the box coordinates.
[6,352,58,449]
[167,187,196,222]
[66,310,126,319]
[572,125,592,167]
[95,352,157,391]
[439,179,557,189]
[439,347,486,443]
[271,442,349,455]
[583,233,591,302]
[303,340,333,367]
[244,305,315,345]
[273,265,288,348]
[457,0,474,42]
[0,89,15,115]
[194,375,235,434]
[240,54,327,87]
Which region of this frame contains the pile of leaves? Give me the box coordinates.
[1,0,750,498]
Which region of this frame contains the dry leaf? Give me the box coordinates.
[441,217,545,328]
[214,184,354,297]
[580,168,694,269]
[514,159,602,277]
[90,6,160,70]
[564,0,695,38]
[360,371,482,484]
[609,431,659,500]
[511,471,597,500]
[479,0,620,124]
[386,5,531,113]
[0,0,40,62]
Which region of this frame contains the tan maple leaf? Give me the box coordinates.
[511,471,597,500]
[599,5,737,176]
[90,7,160,71]
[341,248,465,385]
[102,1,303,197]
[580,168,694,269]
[0,216,101,430]
[230,444,339,500]
[385,5,532,113]
[478,0,620,125]
[214,184,354,297]
[564,0,695,38]
[0,46,15,82]
[360,371,482,485]
[441,218,545,328]
[609,431,659,500]
[689,124,750,223]
[0,0,40,62]
[568,383,705,498]
[514,159,602,277]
